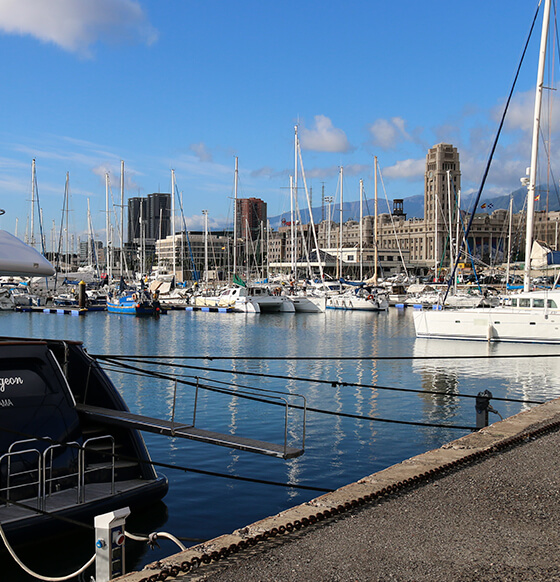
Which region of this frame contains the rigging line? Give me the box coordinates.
[92,352,560,362]
[444,1,542,302]
[99,356,546,405]
[97,362,481,428]
[134,363,542,408]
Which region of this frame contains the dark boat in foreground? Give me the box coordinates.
[0,336,168,545]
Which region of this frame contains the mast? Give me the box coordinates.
[171,169,176,278]
[290,175,295,277]
[338,166,343,280]
[359,178,363,282]
[105,173,112,280]
[434,189,438,282]
[447,170,454,274]
[120,160,124,277]
[506,194,513,286]
[233,156,238,278]
[292,125,298,281]
[203,209,209,286]
[374,157,378,284]
[30,159,36,248]
[524,0,551,292]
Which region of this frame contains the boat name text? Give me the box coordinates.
[0,376,24,392]
[0,399,14,407]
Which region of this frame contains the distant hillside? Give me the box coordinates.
[268,185,560,229]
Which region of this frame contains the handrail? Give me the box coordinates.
[81,435,115,502]
[0,448,41,506]
[42,442,81,509]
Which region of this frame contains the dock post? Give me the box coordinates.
[78,280,87,308]
[475,390,493,429]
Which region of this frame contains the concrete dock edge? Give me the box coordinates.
[116,397,560,582]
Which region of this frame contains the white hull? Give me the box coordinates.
[289,295,326,313]
[326,294,388,312]
[413,302,560,344]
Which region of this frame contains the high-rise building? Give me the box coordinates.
[236,197,267,241]
[128,193,171,243]
[147,193,171,240]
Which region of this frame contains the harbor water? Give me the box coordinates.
[2,307,560,581]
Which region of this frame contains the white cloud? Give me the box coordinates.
[300,115,352,153]
[189,142,213,163]
[382,158,425,181]
[368,117,413,150]
[0,0,158,56]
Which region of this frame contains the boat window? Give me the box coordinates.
[547,299,558,308]
[519,298,531,307]
[533,298,544,308]
[509,298,517,307]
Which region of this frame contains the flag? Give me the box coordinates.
[233,274,246,287]
[535,194,540,201]
[488,203,494,209]
[481,203,486,209]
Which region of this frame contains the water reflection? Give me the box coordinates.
[2,308,559,575]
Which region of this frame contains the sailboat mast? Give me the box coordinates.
[374,156,378,284]
[506,195,513,286]
[203,209,209,286]
[105,172,112,281]
[524,0,551,292]
[30,159,36,248]
[233,156,238,278]
[359,178,363,282]
[171,169,176,279]
[339,166,343,280]
[120,161,124,277]
[293,125,298,281]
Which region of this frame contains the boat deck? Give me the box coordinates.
[0,478,148,525]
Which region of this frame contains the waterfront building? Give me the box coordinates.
[267,142,560,281]
[155,230,231,283]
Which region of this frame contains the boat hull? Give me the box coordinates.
[413,306,560,343]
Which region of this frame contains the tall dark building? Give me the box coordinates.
[236,197,267,241]
[128,193,171,243]
[128,197,147,242]
[147,193,171,240]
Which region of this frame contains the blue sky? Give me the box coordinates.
[0,0,556,248]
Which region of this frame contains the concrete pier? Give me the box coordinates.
[118,398,560,582]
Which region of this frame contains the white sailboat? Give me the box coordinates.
[413,0,560,343]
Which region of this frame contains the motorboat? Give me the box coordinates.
[107,289,166,316]
[0,337,169,544]
[0,230,168,544]
[195,284,295,313]
[326,286,388,312]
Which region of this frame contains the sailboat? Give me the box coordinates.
[413,0,560,343]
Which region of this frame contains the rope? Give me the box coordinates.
[0,524,95,581]
[126,530,187,551]
[99,355,545,405]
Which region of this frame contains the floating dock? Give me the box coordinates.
[15,306,88,316]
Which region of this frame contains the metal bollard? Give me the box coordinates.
[475,390,493,429]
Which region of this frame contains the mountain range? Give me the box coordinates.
[269,185,560,229]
